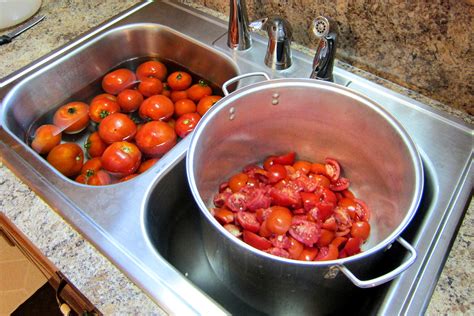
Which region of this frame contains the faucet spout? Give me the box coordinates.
[228,0,252,50]
[310,16,338,82]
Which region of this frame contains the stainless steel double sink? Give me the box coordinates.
[0,1,472,315]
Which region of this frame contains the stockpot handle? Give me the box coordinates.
[337,237,417,288]
[222,72,271,96]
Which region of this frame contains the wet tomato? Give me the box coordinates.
[174,99,196,117]
[288,236,304,259]
[138,77,163,97]
[47,143,84,177]
[91,93,117,103]
[88,97,120,123]
[31,124,62,154]
[228,172,248,193]
[315,244,339,261]
[136,60,167,81]
[266,206,292,235]
[161,83,171,97]
[186,80,212,102]
[243,231,272,251]
[351,221,371,241]
[266,164,287,184]
[197,95,222,116]
[117,89,144,113]
[298,247,319,261]
[87,170,112,186]
[84,131,107,158]
[174,112,201,138]
[101,141,142,176]
[325,158,341,181]
[293,160,312,174]
[167,71,192,91]
[237,212,260,233]
[213,208,235,225]
[98,113,137,144]
[170,90,188,103]
[135,121,177,157]
[80,157,102,175]
[53,102,89,134]
[102,68,136,95]
[139,95,174,121]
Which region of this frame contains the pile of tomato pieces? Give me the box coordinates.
[29,60,223,185]
[212,152,371,261]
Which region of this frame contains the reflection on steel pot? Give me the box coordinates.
[186,73,423,315]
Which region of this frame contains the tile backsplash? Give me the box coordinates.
[185,0,473,117]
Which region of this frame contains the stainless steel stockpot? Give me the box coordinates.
[186,73,424,314]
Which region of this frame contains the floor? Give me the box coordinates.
[0,234,48,315]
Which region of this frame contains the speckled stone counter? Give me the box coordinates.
[0,1,472,315]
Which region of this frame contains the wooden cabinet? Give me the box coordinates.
[0,213,100,315]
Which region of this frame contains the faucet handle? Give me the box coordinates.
[250,17,293,70]
[310,16,338,82]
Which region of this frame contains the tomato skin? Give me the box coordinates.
[266,164,288,184]
[167,71,192,91]
[87,170,112,186]
[101,141,142,176]
[350,221,371,241]
[340,237,362,257]
[174,99,196,117]
[84,131,107,158]
[139,95,174,121]
[117,89,144,113]
[53,102,89,134]
[228,172,248,193]
[310,163,326,175]
[293,160,312,174]
[138,158,159,173]
[88,97,120,123]
[298,247,319,261]
[135,121,177,157]
[186,80,212,102]
[91,93,117,103]
[47,143,84,177]
[80,157,102,175]
[136,60,167,81]
[266,206,293,235]
[197,95,222,116]
[287,236,304,259]
[170,90,188,103]
[213,208,235,225]
[315,244,339,261]
[273,152,296,165]
[31,124,62,154]
[174,112,201,138]
[317,229,335,247]
[243,231,272,251]
[138,77,163,97]
[102,68,136,95]
[98,113,137,144]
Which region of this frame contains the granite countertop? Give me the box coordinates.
[0,1,472,315]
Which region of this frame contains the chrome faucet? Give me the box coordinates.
[310,16,338,82]
[228,0,252,50]
[250,17,293,70]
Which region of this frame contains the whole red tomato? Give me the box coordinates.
[167,71,192,91]
[138,77,163,97]
[174,112,201,138]
[53,102,90,134]
[138,158,159,173]
[117,89,144,113]
[101,141,142,176]
[31,124,62,154]
[98,113,137,144]
[84,131,107,158]
[102,68,137,95]
[186,80,212,102]
[135,121,177,157]
[88,97,121,123]
[136,60,168,81]
[197,95,222,116]
[47,143,84,177]
[139,95,174,121]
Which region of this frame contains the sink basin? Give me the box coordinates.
[0,1,472,315]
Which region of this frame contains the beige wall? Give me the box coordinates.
[185,0,473,117]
